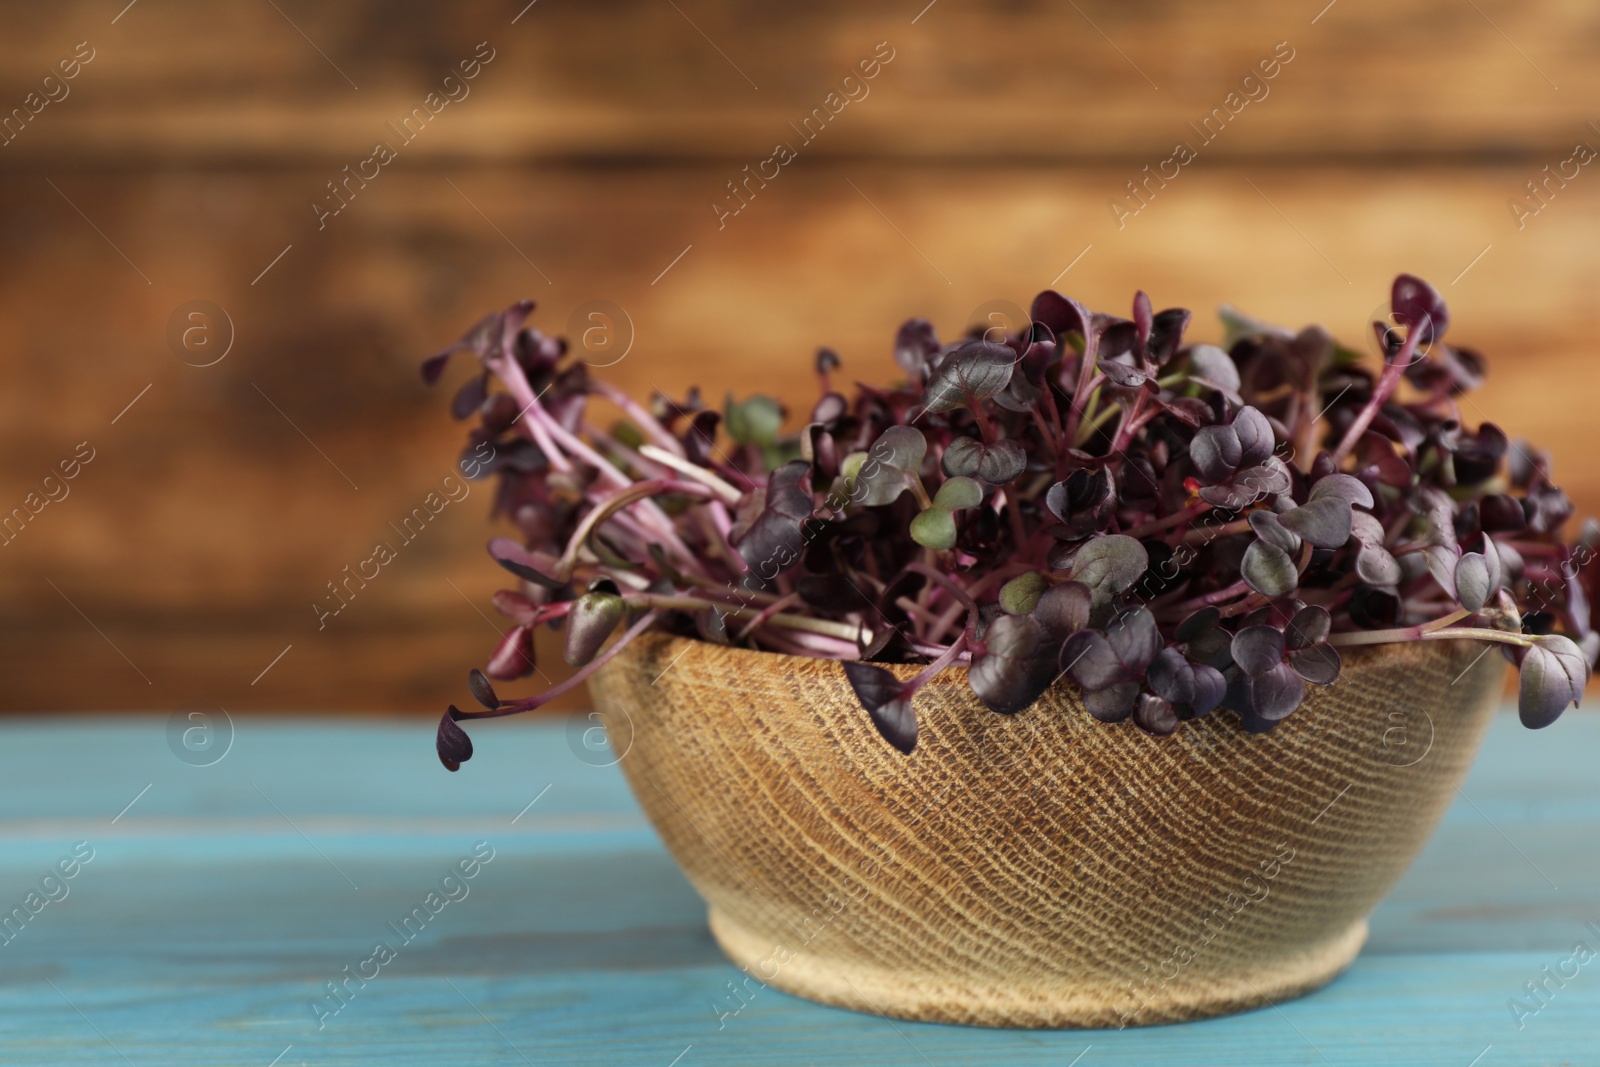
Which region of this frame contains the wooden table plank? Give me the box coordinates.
[0,710,1595,1064]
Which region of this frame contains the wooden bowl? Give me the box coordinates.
[589,632,1505,1028]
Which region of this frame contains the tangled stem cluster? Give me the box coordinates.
[428,274,1594,769]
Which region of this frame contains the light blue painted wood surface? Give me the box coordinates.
[2,710,1597,1065]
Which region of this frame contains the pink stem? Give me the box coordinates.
[901,633,968,695]
[1109,389,1150,455]
[1330,327,1423,464]
[1326,609,1476,647]
[1062,328,1101,445]
[1124,502,1212,540]
[1168,577,1253,614]
[734,591,803,641]
[462,610,662,719]
[588,380,684,456]
[530,402,629,490]
[488,352,572,473]
[903,562,981,638]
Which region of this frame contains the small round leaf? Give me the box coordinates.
[1251,662,1307,720]
[1232,625,1285,677]
[1309,473,1375,510]
[1241,539,1299,598]
[941,437,983,478]
[1278,497,1353,549]
[909,506,957,551]
[935,475,984,511]
[1190,425,1241,483]
[1289,644,1342,685]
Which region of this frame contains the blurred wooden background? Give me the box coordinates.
[1,0,1597,712]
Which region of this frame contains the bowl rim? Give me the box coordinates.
[618,625,1495,689]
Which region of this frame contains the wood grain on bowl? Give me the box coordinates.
[590,633,1506,1027]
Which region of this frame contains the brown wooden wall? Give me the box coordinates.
[2,0,1597,712]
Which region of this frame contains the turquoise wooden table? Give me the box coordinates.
[3,710,1597,1066]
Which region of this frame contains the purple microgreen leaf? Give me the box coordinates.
[486,625,536,680]
[467,668,500,710]
[437,708,474,772]
[1189,663,1227,717]
[1199,463,1290,510]
[1133,692,1178,736]
[1030,290,1090,340]
[1250,662,1307,720]
[1034,581,1093,637]
[492,589,540,626]
[941,436,983,479]
[1479,533,1503,591]
[734,460,814,577]
[1067,534,1149,605]
[1425,543,1459,598]
[1241,539,1299,598]
[1147,646,1196,704]
[1184,344,1241,392]
[1249,510,1302,554]
[489,538,566,589]
[1231,625,1285,677]
[1244,458,1294,498]
[1175,606,1222,642]
[1096,357,1148,388]
[1105,607,1160,674]
[842,659,901,710]
[1289,644,1342,685]
[894,318,940,379]
[1045,468,1117,539]
[975,439,1027,485]
[853,426,926,506]
[970,614,1051,715]
[869,698,919,754]
[421,350,454,384]
[1350,511,1386,547]
[1278,497,1353,549]
[564,591,626,666]
[1391,273,1450,344]
[1062,630,1120,690]
[1083,682,1138,723]
[1454,552,1494,613]
[843,661,919,753]
[451,373,489,420]
[1480,494,1527,533]
[1309,472,1375,510]
[1189,425,1242,484]
[921,340,1016,413]
[1132,290,1153,355]
[1148,307,1191,366]
[1232,406,1276,469]
[682,409,722,466]
[1542,633,1590,698]
[1285,605,1332,649]
[1518,635,1587,729]
[1356,546,1402,587]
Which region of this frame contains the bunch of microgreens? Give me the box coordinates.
[426,274,1595,770]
